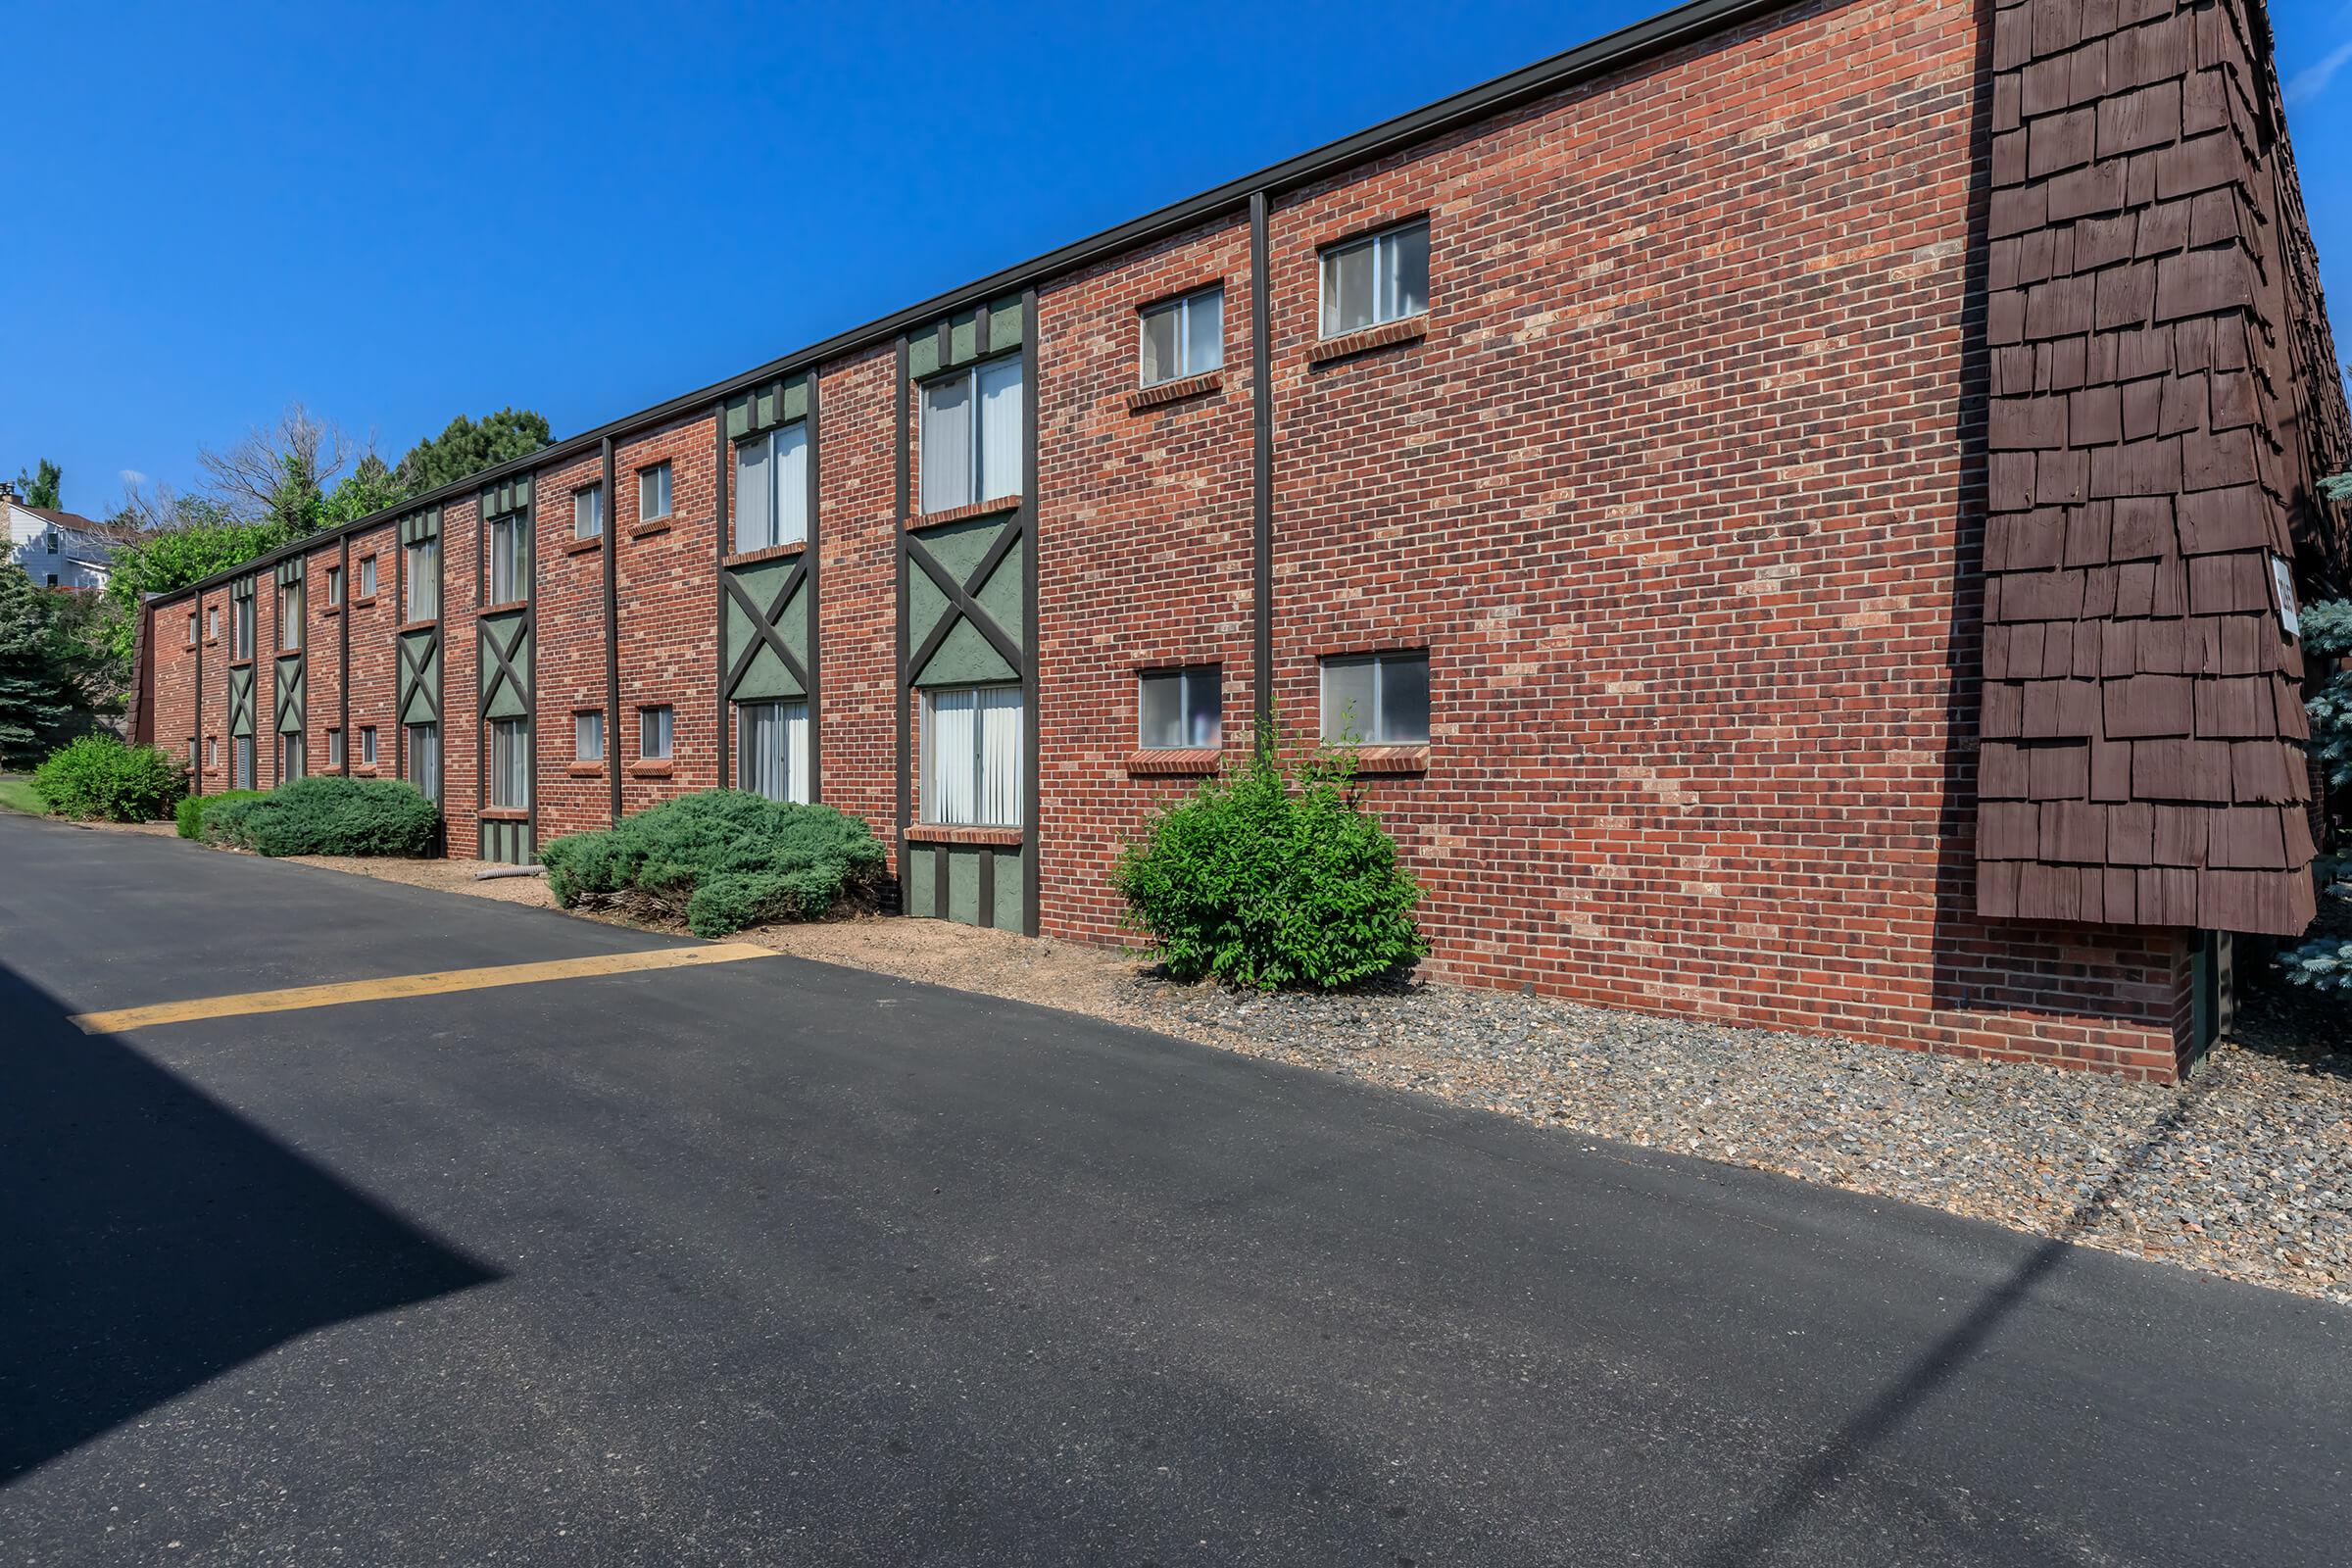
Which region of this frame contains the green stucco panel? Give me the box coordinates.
[906,517,1022,687]
[916,620,1018,687]
[947,847,980,925]
[723,561,808,701]
[227,666,254,738]
[992,847,1025,931]
[274,655,304,732]
[906,845,1026,929]
[725,376,810,442]
[399,630,440,726]
[985,295,1024,353]
[480,611,531,720]
[906,846,937,917]
[482,818,532,865]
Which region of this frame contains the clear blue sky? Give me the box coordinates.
[8,0,2352,516]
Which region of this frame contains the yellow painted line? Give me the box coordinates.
[72,943,777,1034]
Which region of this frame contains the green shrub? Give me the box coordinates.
[176,788,266,839]
[30,735,185,821]
[201,775,440,857]
[539,790,887,938]
[1115,746,1424,990]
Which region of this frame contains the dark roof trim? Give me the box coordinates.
[156,0,1792,605]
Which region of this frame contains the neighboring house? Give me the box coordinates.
[2,481,115,591]
[134,0,2348,1082]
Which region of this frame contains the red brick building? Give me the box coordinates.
[133,0,2346,1079]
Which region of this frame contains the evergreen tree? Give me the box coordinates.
[321,453,409,523]
[15,459,62,510]
[395,408,551,493]
[0,565,105,766]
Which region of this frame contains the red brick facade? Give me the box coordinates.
[136,0,2345,1079]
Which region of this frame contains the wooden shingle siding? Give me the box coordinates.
[1976,0,2344,937]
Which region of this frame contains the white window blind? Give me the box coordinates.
[919,357,1023,513]
[489,517,527,603]
[733,422,808,552]
[407,722,440,797]
[921,686,1022,826]
[639,706,672,760]
[575,710,605,763]
[405,540,438,619]
[490,719,530,808]
[736,700,809,803]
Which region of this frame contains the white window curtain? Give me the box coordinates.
[922,686,1021,826]
[737,700,809,804]
[405,541,438,619]
[734,423,808,552]
[408,722,440,798]
[490,518,526,603]
[920,357,1022,513]
[920,374,972,514]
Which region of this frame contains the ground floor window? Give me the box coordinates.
[361,726,377,765]
[327,729,344,769]
[1319,650,1429,745]
[232,735,254,790]
[639,705,672,760]
[920,685,1021,827]
[736,700,809,803]
[186,737,198,770]
[407,722,440,799]
[490,718,530,808]
[280,732,306,781]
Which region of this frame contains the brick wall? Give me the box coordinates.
[815,345,904,872]
[614,416,721,813]
[348,524,397,779]
[534,452,613,838]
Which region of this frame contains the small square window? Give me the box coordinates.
[1319,651,1429,744]
[638,462,672,522]
[1319,219,1430,338]
[1139,664,1222,749]
[1139,287,1224,386]
[574,484,605,541]
[358,556,377,599]
[639,705,672,760]
[575,710,606,763]
[361,725,377,764]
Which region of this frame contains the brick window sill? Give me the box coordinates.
[353,596,377,610]
[907,823,1025,846]
[627,759,674,778]
[724,541,807,569]
[203,638,219,648]
[480,807,528,821]
[909,494,1021,531]
[228,657,253,669]
[566,762,607,778]
[319,605,340,618]
[352,766,379,778]
[399,617,438,634]
[1127,747,1221,775]
[629,517,674,539]
[563,535,605,557]
[482,598,528,616]
[1343,744,1431,774]
[1308,316,1429,366]
[1127,370,1222,413]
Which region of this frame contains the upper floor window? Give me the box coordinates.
[185,611,197,645]
[919,356,1022,514]
[1319,219,1429,338]
[1139,664,1221,750]
[638,462,672,523]
[1319,650,1428,745]
[207,606,219,640]
[489,514,527,604]
[45,531,58,553]
[404,538,438,620]
[734,422,808,552]
[278,577,303,651]
[231,594,255,660]
[573,484,605,541]
[358,555,377,599]
[325,564,342,607]
[1140,287,1223,387]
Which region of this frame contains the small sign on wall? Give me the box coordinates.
[2271,553,2302,639]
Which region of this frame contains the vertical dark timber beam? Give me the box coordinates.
[806,374,823,805]
[525,482,538,861]
[473,495,486,823]
[894,336,912,912]
[191,595,203,796]
[338,535,350,774]
[602,435,620,824]
[1250,188,1275,755]
[714,406,731,788]
[1020,285,1041,938]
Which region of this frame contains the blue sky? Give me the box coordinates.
[7,0,2352,516]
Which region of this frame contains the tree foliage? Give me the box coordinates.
[395,408,551,494]
[322,453,408,524]
[15,459,62,510]
[0,565,112,765]
[97,513,288,665]
[30,734,185,821]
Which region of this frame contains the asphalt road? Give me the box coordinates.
[1,811,2346,1565]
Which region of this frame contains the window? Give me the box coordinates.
[638,462,672,523]
[233,735,254,789]
[45,532,58,553]
[361,725,377,765]
[1139,287,1224,386]
[186,737,198,769]
[280,732,305,781]
[407,722,440,798]
[327,729,345,769]
[404,538,438,620]
[207,736,218,768]
[185,611,197,645]
[207,606,219,640]
[733,422,808,552]
[489,515,527,604]
[918,355,1023,514]
[575,710,605,764]
[44,573,57,588]
[278,577,303,652]
[490,718,530,808]
[920,686,1022,826]
[736,700,809,803]
[638,705,672,760]
[1320,219,1430,338]
[232,595,254,659]
[325,565,343,607]
[359,555,377,599]
[1320,651,1429,744]
[573,484,605,541]
[1139,665,1222,749]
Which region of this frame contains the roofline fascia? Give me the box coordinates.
[154,0,1793,606]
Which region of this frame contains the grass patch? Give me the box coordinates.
[0,776,47,815]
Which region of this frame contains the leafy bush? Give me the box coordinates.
[176,789,266,839]
[30,735,185,821]
[1115,747,1424,990]
[539,790,887,938]
[199,775,439,857]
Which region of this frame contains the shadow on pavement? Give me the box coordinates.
[0,963,499,1483]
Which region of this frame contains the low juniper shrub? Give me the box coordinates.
[1115,743,1424,990]
[199,775,440,857]
[176,788,265,839]
[31,735,185,822]
[538,790,887,938]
